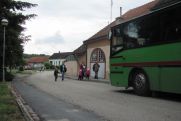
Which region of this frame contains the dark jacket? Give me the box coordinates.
[93,63,100,72]
[54,69,59,76]
[60,64,67,73]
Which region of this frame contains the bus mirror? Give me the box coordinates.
[108,30,112,40]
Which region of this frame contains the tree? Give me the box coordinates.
[0,0,37,78]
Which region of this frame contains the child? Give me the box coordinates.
[78,69,83,80]
[86,67,90,80]
[54,67,59,81]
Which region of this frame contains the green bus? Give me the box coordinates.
[109,2,181,96]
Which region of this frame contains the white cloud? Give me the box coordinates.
[21,0,153,55]
[35,31,64,44]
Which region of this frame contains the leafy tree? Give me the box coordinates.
[0,0,37,78]
[44,62,52,69]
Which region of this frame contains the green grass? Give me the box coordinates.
[0,83,25,121]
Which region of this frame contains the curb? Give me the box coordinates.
[65,75,110,84]
[11,84,41,121]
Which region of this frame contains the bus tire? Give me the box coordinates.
[133,70,150,96]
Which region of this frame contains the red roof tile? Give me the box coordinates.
[121,0,158,21]
[27,57,49,63]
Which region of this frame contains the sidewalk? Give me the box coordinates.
[65,75,110,84]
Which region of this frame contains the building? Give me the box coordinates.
[49,52,72,67]
[27,56,49,70]
[84,22,117,79]
[63,44,87,77]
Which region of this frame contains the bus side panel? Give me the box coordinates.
[160,68,181,94]
[144,67,160,91]
[110,42,181,93]
[110,57,129,87]
[110,71,128,87]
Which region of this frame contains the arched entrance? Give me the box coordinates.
[90,48,106,79]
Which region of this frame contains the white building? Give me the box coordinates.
[49,52,72,67]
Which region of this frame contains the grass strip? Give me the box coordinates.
[0,83,25,121]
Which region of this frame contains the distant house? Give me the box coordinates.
[27,56,49,70]
[49,52,72,67]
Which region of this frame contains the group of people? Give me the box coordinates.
[78,62,100,80]
[78,64,90,80]
[54,62,100,81]
[54,62,67,81]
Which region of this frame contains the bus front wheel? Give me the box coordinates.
[133,70,150,96]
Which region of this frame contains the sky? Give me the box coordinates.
[20,0,153,55]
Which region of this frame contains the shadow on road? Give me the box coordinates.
[112,89,181,102]
[153,92,181,102]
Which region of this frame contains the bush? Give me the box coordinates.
[19,66,24,71]
[0,71,14,82]
[5,72,14,81]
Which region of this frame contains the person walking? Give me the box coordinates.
[93,62,100,79]
[60,62,67,81]
[54,67,59,81]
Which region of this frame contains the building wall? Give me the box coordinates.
[76,53,86,71]
[49,59,66,66]
[65,61,78,77]
[49,59,60,66]
[28,63,44,70]
[87,39,110,79]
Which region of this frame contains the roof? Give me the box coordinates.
[84,0,159,44]
[151,0,181,10]
[73,44,87,56]
[121,0,158,21]
[49,52,73,59]
[27,57,49,63]
[84,21,116,44]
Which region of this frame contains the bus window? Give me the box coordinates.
[162,6,181,42]
[111,28,124,54]
[165,25,181,42]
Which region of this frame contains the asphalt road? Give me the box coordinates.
[13,71,181,121]
[13,74,105,121]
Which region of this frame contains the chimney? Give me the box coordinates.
[115,7,123,25]
[120,7,122,16]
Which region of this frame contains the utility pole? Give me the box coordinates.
[110,0,113,22]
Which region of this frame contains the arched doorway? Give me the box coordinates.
[90,48,106,79]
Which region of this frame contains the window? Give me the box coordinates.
[161,6,181,42]
[123,13,161,49]
[50,61,52,65]
[111,28,124,54]
[90,48,105,63]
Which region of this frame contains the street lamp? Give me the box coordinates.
[1,18,8,82]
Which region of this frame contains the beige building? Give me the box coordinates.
[84,23,115,80]
[65,54,78,77]
[65,44,87,77]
